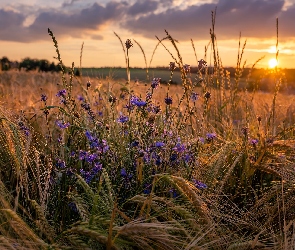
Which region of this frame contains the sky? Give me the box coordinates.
[0,0,295,69]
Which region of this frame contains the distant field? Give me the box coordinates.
[80,67,183,83]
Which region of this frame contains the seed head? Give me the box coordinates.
[183,64,191,73]
[197,59,207,70]
[204,91,211,99]
[125,39,133,49]
[169,62,176,71]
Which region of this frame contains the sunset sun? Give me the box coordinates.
[268,58,278,68]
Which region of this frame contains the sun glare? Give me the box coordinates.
[268,58,278,68]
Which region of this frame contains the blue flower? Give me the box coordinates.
[170,153,178,162]
[79,150,87,160]
[172,139,186,153]
[56,89,66,97]
[191,92,199,102]
[250,139,259,146]
[86,153,98,163]
[121,168,127,177]
[206,133,216,141]
[18,122,30,136]
[131,140,139,147]
[169,188,178,198]
[41,94,47,102]
[165,96,173,105]
[192,179,207,189]
[151,78,161,89]
[130,96,147,107]
[155,141,165,148]
[56,159,66,168]
[77,95,85,101]
[117,114,129,123]
[56,120,70,129]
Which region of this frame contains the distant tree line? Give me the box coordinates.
[0,56,65,72]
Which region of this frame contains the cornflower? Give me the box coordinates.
[191,92,199,102]
[165,96,173,105]
[117,114,129,123]
[192,179,207,189]
[56,89,66,97]
[41,94,47,102]
[151,78,161,89]
[56,120,70,129]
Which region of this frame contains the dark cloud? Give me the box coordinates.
[0,1,128,42]
[127,0,159,15]
[0,9,25,29]
[0,0,294,43]
[28,2,127,39]
[122,0,294,40]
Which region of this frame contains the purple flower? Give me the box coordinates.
[165,96,173,105]
[121,168,127,177]
[155,156,161,166]
[143,183,152,194]
[41,94,47,102]
[192,179,207,189]
[117,114,129,123]
[93,162,102,173]
[56,89,66,97]
[85,131,94,141]
[151,78,161,89]
[191,92,199,102]
[131,140,139,147]
[57,135,62,143]
[56,159,66,168]
[79,150,87,160]
[18,122,30,136]
[155,141,165,148]
[170,153,178,162]
[86,153,98,163]
[206,133,216,141]
[173,138,186,153]
[77,95,85,101]
[56,120,70,129]
[250,139,259,146]
[68,202,78,212]
[169,188,178,198]
[183,154,192,163]
[130,96,147,107]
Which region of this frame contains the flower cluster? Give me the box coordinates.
[130,95,147,107]
[85,131,109,153]
[18,121,30,136]
[192,179,207,189]
[80,162,102,184]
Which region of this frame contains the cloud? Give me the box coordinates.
[0,1,128,42]
[0,0,295,43]
[127,0,159,15]
[122,0,294,41]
